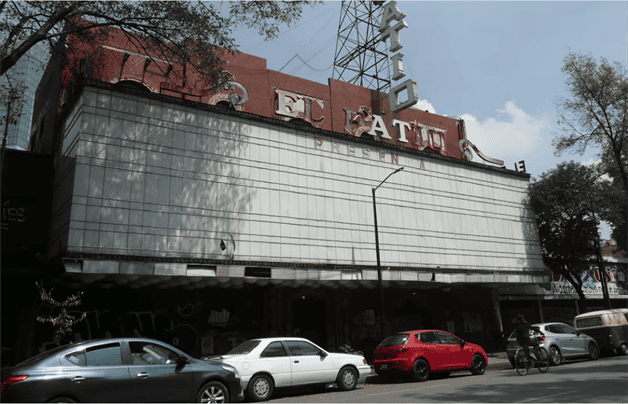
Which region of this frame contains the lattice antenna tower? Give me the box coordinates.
[332,1,391,94]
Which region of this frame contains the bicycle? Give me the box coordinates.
[515,334,549,375]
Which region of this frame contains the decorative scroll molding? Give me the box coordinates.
[459,139,504,166]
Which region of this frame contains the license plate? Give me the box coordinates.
[381,364,388,369]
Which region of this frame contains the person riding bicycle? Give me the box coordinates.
[512,314,541,361]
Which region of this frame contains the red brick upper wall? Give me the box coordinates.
[60,23,467,160]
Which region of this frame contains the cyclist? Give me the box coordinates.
[512,314,541,361]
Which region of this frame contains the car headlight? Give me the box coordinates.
[222,364,241,378]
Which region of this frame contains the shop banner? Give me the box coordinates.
[551,265,627,296]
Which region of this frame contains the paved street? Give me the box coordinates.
[267,356,628,403]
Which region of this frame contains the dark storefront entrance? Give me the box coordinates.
[2,272,505,368]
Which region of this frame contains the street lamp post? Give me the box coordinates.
[372,166,404,338]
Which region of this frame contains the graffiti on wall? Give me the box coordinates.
[462,311,484,333]
[36,303,238,355]
[2,200,27,231]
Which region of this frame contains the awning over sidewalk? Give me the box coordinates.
[59,257,550,290]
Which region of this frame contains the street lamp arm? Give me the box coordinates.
[374,167,404,192]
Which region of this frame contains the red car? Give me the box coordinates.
[373,330,488,381]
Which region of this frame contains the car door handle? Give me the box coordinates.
[137,372,150,379]
[71,376,85,383]
[293,360,299,363]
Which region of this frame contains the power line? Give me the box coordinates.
[278,8,338,74]
[242,6,337,54]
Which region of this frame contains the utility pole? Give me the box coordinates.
[593,234,612,310]
[591,211,612,309]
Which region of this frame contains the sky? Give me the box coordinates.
[224,0,627,237]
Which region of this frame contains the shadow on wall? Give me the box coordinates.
[519,188,550,283]
[50,87,254,260]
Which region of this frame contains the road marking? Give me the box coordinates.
[333,383,451,401]
[520,389,580,402]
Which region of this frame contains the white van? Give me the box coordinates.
[573,308,628,355]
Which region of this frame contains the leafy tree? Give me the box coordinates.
[0,0,318,127]
[555,52,628,253]
[555,53,628,190]
[530,162,624,311]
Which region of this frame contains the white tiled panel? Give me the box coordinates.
[50,87,544,274]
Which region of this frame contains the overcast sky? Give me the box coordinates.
[225,0,627,237]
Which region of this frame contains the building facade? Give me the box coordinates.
[2,24,556,366]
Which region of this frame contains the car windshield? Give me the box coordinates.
[227,340,261,355]
[377,334,410,348]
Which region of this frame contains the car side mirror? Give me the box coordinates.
[576,331,581,337]
[460,340,466,348]
[167,356,188,365]
[319,350,328,358]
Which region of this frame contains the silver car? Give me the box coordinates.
[1,338,244,403]
[506,322,599,367]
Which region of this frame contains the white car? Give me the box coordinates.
[202,337,371,401]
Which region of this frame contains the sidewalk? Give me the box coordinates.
[486,351,513,370]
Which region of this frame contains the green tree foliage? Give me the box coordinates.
[555,53,628,188]
[530,162,624,311]
[555,52,628,253]
[0,0,318,127]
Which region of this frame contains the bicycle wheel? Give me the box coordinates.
[515,350,530,376]
[536,347,549,373]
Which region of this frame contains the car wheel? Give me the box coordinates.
[411,359,430,382]
[618,343,628,356]
[247,374,274,402]
[336,366,358,391]
[196,381,229,403]
[549,346,561,366]
[470,354,486,375]
[48,398,76,403]
[588,342,599,360]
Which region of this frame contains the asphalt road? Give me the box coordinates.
[266,355,628,403]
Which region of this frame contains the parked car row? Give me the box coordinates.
[1,330,483,403]
[1,337,371,403]
[4,310,625,403]
[505,309,628,368]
